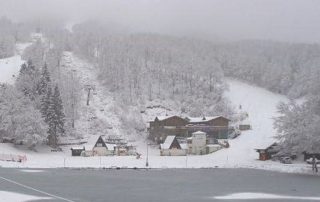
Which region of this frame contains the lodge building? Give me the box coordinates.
[148,115,231,144]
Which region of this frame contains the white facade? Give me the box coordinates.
[192,131,207,155]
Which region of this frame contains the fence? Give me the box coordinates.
[0,153,27,162]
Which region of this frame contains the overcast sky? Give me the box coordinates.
[1,0,320,43]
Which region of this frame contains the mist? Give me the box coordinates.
[1,0,320,43]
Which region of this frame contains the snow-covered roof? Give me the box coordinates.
[180,143,188,150]
[105,143,117,150]
[156,115,176,121]
[84,135,104,150]
[71,146,85,150]
[187,116,222,123]
[160,136,176,149]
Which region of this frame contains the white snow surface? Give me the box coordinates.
[19,169,45,173]
[0,42,32,84]
[0,191,52,202]
[213,192,320,200]
[0,55,23,84]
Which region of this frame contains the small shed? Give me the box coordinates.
[239,124,251,131]
[71,146,85,156]
[160,136,187,156]
[255,143,279,161]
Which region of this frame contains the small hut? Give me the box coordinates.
[160,136,187,156]
[255,143,279,161]
[71,146,85,156]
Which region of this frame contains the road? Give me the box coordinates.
[0,168,320,202]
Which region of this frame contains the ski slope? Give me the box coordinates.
[209,78,288,166]
[0,42,32,84]
[0,55,24,84]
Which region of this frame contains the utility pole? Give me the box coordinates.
[85,84,95,106]
[71,69,76,128]
[146,143,149,167]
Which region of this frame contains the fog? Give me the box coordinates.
[1,0,320,43]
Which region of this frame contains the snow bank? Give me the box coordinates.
[214,192,320,200]
[0,191,51,202]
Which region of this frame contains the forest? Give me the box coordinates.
[0,18,319,154]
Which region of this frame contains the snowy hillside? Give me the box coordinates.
[210,78,288,165]
[0,41,33,84]
[1,70,311,173]
[0,39,311,173]
[60,51,123,139]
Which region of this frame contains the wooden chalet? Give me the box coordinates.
[186,116,230,139]
[148,115,231,144]
[148,116,189,143]
[83,135,115,156]
[255,143,279,161]
[160,135,187,156]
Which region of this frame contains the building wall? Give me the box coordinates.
[149,116,230,143]
[93,147,113,156]
[192,133,207,155]
[160,148,187,156]
[207,117,229,127]
[149,116,188,143]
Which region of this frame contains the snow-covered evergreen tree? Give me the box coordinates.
[47,85,65,147]
[40,85,52,123]
[37,63,51,96]
[16,60,41,102]
[0,85,47,149]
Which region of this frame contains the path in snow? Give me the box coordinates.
[208,78,288,167]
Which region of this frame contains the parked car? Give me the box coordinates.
[228,129,241,139]
[51,147,63,152]
[271,152,297,161]
[306,158,320,164]
[280,156,292,164]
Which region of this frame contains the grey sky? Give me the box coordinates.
[1,0,319,43]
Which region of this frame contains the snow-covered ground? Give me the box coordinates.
[60,51,123,138]
[213,192,320,200]
[0,41,33,84]
[0,191,51,202]
[0,48,314,174]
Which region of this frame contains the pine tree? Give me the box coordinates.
[40,85,52,123]
[16,60,40,101]
[47,85,65,147]
[37,63,51,96]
